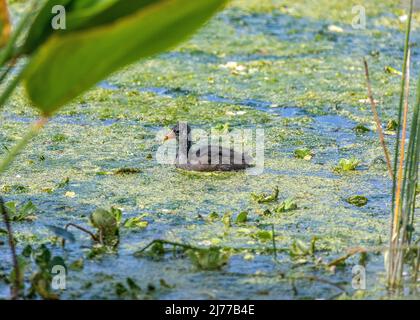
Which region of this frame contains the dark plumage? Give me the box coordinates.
[164,123,253,172]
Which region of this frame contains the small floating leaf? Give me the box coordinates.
[386,119,398,131]
[251,186,279,203]
[353,124,370,133]
[187,247,230,270]
[123,216,148,229]
[113,168,142,175]
[334,157,360,172]
[294,148,313,160]
[253,230,273,242]
[222,212,231,227]
[235,211,248,223]
[346,195,368,207]
[208,212,219,221]
[274,198,298,213]
[384,66,402,76]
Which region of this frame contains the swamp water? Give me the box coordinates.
[0,0,419,299]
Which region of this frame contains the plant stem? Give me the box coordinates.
[363,58,393,178]
[388,0,414,288]
[393,48,411,238]
[0,196,20,299]
[0,117,48,175]
[0,0,38,67]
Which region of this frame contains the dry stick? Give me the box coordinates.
[0,197,20,300]
[393,48,411,239]
[363,59,394,179]
[63,223,98,247]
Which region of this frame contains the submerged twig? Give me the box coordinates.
[62,223,98,246]
[135,239,289,256]
[0,196,20,300]
[363,58,393,178]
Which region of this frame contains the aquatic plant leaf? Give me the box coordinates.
[251,186,279,203]
[123,216,148,229]
[5,200,37,222]
[253,230,273,242]
[222,212,231,227]
[353,124,370,134]
[346,195,368,207]
[113,167,142,175]
[45,225,76,243]
[334,157,360,172]
[274,198,298,213]
[289,239,311,257]
[208,212,220,222]
[90,208,120,246]
[386,119,398,131]
[294,148,313,160]
[187,247,230,270]
[235,211,248,223]
[23,0,227,115]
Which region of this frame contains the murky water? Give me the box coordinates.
[0,0,419,299]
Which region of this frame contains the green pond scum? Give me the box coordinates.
[0,0,419,300]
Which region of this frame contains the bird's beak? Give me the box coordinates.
[163,131,176,142]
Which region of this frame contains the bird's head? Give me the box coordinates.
[163,122,192,141]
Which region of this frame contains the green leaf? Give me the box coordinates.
[235,211,248,224]
[274,198,298,213]
[187,247,230,270]
[293,148,313,160]
[251,186,279,203]
[23,0,227,115]
[346,195,368,207]
[22,0,73,54]
[123,216,148,229]
[334,157,360,172]
[253,230,273,242]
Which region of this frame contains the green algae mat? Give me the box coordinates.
[0,0,419,299]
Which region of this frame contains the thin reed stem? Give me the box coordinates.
[393,48,411,238]
[363,58,393,178]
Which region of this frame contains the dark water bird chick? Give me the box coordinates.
[163,123,253,172]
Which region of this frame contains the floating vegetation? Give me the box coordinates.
[5,201,37,222]
[274,198,298,213]
[353,124,370,134]
[115,278,142,299]
[253,230,273,242]
[89,208,122,247]
[113,168,142,175]
[251,187,279,203]
[235,211,248,224]
[334,157,360,172]
[19,245,67,300]
[346,195,368,207]
[289,238,317,259]
[386,119,398,131]
[187,247,230,270]
[123,215,149,229]
[293,148,313,160]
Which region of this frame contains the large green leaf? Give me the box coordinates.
[23,0,227,115]
[22,0,73,54]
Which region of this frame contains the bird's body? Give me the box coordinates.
[164,123,253,172]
